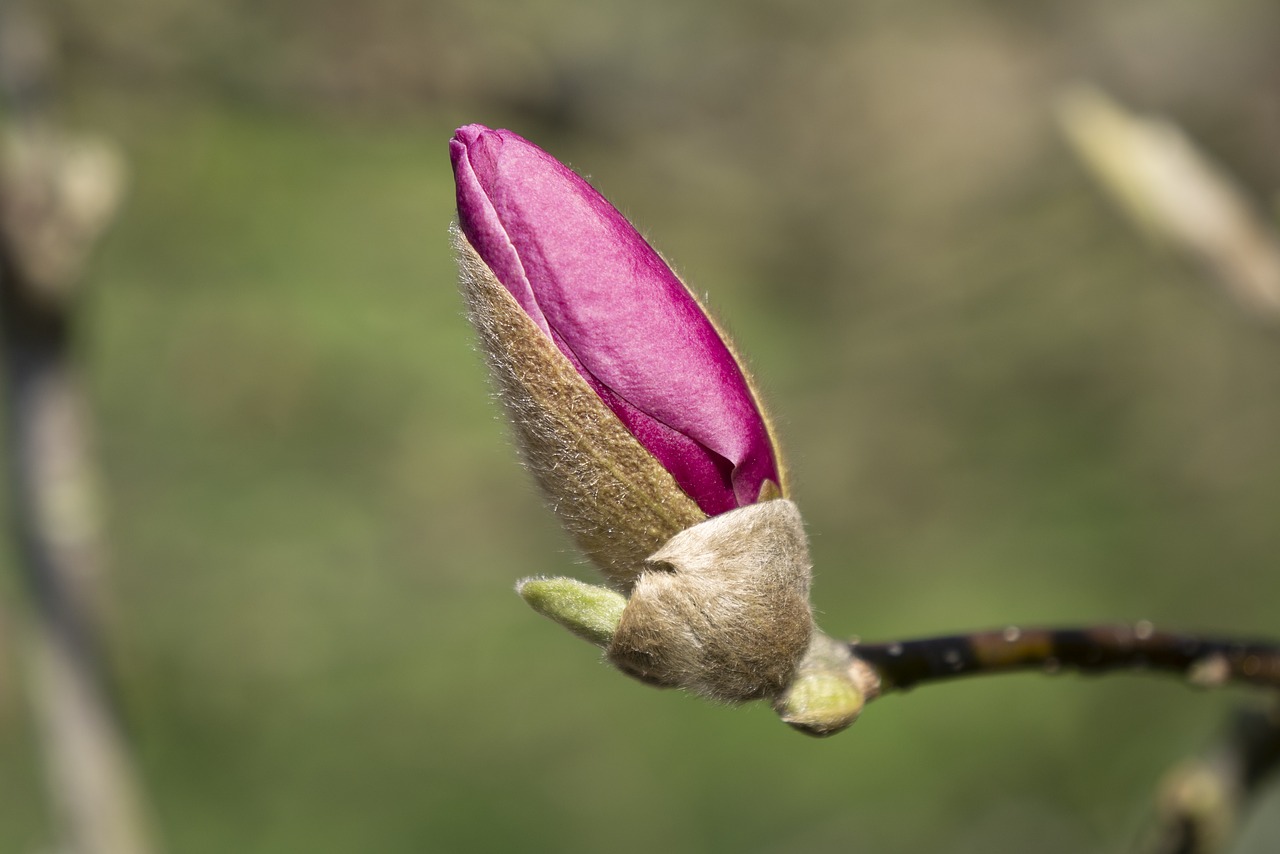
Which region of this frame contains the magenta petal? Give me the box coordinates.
[451,124,779,516]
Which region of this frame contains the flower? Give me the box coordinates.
[450,125,782,521]
[450,126,863,727]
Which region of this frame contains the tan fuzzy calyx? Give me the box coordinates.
[608,499,814,702]
[455,228,707,587]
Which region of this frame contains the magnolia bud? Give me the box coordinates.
[451,124,857,731]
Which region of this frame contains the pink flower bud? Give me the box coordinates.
[450,125,782,518]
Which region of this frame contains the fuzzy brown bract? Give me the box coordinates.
[609,500,815,702]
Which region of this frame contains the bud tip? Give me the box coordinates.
[517,576,627,648]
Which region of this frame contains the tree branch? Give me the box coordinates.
[852,623,1280,695]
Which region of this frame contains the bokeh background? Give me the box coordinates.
[2,0,1280,851]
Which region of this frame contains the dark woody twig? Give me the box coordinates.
[845,625,1280,853]
[852,623,1280,695]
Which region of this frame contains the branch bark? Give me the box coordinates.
[852,623,1280,694]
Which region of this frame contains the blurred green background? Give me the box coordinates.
[3,0,1280,851]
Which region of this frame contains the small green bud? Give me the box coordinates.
[516,577,626,648]
[773,632,872,737]
[775,671,862,737]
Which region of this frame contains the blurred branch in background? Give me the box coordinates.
[1056,83,1280,854]
[1057,83,1280,322]
[0,3,157,853]
[1140,699,1280,854]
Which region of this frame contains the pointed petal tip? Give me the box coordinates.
[450,125,488,171]
[450,125,499,173]
[452,123,492,146]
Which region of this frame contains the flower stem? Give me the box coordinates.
[852,623,1280,695]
